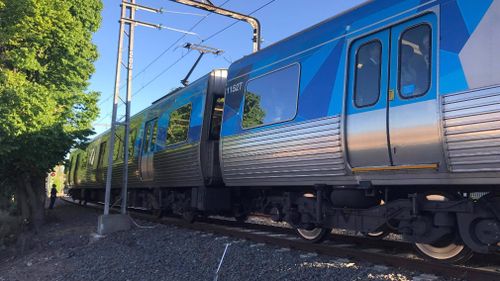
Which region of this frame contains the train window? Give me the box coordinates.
[150,120,158,151]
[242,64,300,129]
[142,119,158,153]
[113,132,123,161]
[128,128,137,158]
[166,103,192,145]
[68,156,75,184]
[143,123,152,153]
[97,141,107,168]
[88,147,96,166]
[398,24,431,98]
[74,154,81,184]
[353,40,382,108]
[209,97,224,140]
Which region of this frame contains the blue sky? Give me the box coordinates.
[89,0,366,136]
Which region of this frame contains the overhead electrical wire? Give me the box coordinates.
[130,0,278,99]
[98,0,232,106]
[94,0,278,126]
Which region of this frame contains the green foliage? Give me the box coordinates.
[0,0,102,213]
[242,92,266,128]
[167,104,192,145]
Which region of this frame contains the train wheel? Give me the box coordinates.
[414,234,473,263]
[296,227,330,243]
[364,200,389,239]
[365,228,389,239]
[414,194,473,263]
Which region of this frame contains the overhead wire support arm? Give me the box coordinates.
[181,43,223,86]
[121,18,163,29]
[169,0,262,52]
[122,2,164,13]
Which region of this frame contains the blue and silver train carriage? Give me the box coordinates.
[67,0,500,263]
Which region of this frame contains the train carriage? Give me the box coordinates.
[221,0,500,186]
[68,0,500,263]
[69,69,227,210]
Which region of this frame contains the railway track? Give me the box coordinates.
[61,197,500,281]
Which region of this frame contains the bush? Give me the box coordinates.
[0,210,20,248]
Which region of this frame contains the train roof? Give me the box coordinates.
[90,69,226,141]
[228,0,438,78]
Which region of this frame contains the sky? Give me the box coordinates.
[89,0,367,136]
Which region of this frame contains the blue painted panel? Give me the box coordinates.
[439,50,468,94]
[440,1,470,53]
[457,0,493,34]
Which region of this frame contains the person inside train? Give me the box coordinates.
[400,30,430,97]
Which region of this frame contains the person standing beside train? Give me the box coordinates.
[49,184,57,209]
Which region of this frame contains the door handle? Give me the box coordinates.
[389,89,395,101]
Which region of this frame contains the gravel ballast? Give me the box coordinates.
[0,200,462,281]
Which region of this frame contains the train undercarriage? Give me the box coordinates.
[69,185,500,263]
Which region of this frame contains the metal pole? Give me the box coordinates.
[121,0,136,214]
[104,1,127,216]
[181,52,204,86]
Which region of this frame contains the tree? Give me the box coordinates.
[0,0,102,232]
[242,92,265,128]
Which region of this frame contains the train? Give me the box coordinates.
[66,0,500,263]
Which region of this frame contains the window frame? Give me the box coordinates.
[166,103,193,146]
[397,23,432,100]
[128,128,137,158]
[88,147,96,166]
[352,39,383,108]
[74,154,81,184]
[240,63,301,130]
[142,118,158,153]
[97,141,107,168]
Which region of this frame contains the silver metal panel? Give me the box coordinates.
[389,100,444,166]
[459,0,500,89]
[221,116,346,186]
[140,153,154,181]
[346,109,391,167]
[443,87,500,172]
[153,144,204,187]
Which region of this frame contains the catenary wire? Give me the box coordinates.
[98,0,232,106]
[95,0,277,125]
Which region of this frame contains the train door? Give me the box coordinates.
[346,13,441,170]
[139,119,158,181]
[387,14,441,167]
[346,30,391,167]
[96,141,107,182]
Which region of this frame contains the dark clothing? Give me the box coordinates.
[49,187,57,209]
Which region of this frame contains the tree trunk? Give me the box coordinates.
[16,180,30,223]
[19,173,45,233]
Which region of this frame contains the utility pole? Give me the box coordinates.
[98,0,200,236]
[181,43,223,86]
[98,0,163,235]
